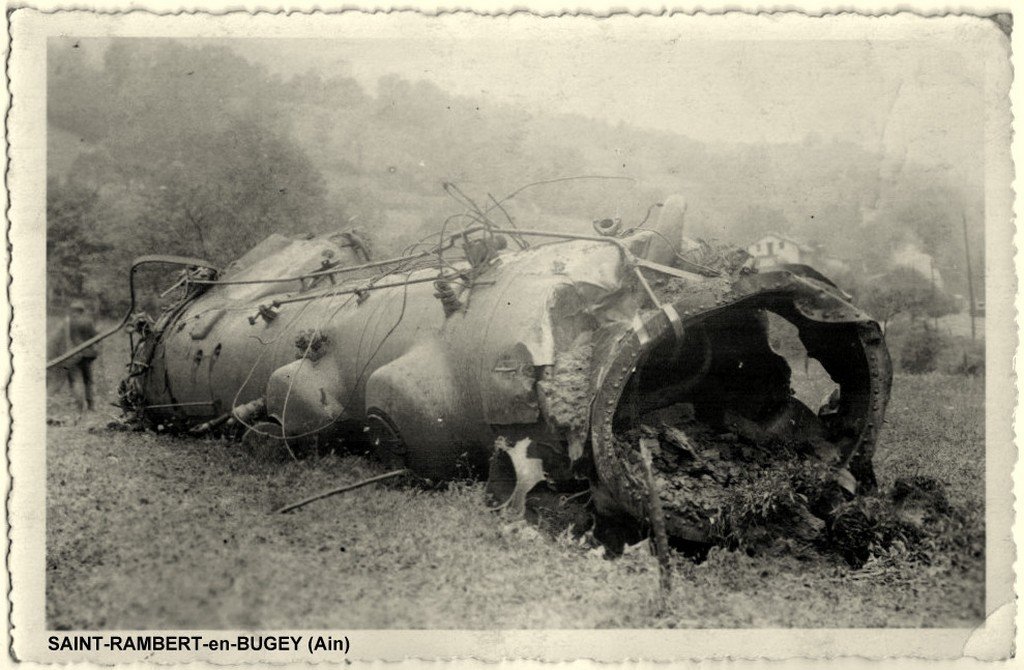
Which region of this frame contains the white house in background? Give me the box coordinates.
[747,231,851,275]
[746,232,812,268]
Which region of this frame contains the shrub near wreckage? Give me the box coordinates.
[68,196,893,551]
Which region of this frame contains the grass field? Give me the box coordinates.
[46,333,985,629]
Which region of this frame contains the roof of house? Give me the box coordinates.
[750,231,814,253]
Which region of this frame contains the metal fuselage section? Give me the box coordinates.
[132,232,646,476]
[128,225,893,538]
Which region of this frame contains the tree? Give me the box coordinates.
[46,178,113,308]
[859,266,957,332]
[48,40,333,313]
[134,114,329,264]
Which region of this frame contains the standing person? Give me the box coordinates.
[64,299,99,412]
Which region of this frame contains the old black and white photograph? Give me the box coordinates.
[5,6,1016,663]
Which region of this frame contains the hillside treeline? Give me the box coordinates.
[48,39,982,315]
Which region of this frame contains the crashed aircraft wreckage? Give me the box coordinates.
[50,193,892,546]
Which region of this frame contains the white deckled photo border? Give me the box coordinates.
[3,4,1017,663]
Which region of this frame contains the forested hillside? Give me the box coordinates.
[47,39,983,314]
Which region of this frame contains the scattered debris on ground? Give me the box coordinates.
[541,400,983,571]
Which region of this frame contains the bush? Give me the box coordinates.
[899,323,944,374]
[944,338,985,376]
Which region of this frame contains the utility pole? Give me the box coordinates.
[929,256,938,331]
[961,212,977,341]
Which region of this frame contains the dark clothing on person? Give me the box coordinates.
[66,357,95,411]
[68,314,98,359]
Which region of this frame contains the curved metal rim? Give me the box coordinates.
[588,280,892,539]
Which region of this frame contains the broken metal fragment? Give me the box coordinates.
[488,437,547,516]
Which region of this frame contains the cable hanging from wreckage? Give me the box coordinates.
[48,177,893,547]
